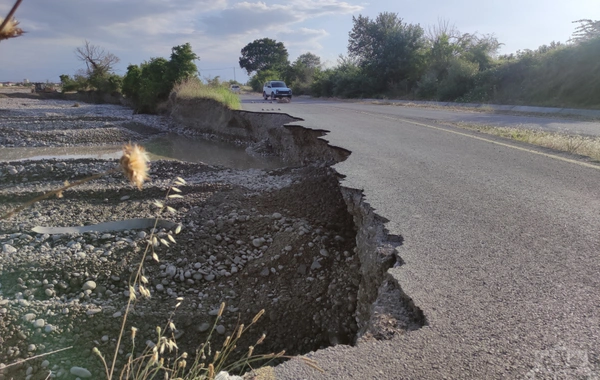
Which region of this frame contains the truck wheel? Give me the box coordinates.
[263,92,268,100]
[271,93,276,100]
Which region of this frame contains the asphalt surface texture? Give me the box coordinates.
[242,95,600,379]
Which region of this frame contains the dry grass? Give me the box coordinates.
[120,143,150,190]
[454,122,600,161]
[173,79,241,110]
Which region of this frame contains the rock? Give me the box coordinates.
[23,313,36,322]
[120,195,130,201]
[165,265,177,277]
[27,344,36,352]
[252,238,264,247]
[2,244,17,254]
[297,264,307,275]
[216,325,226,335]
[82,281,96,291]
[33,319,45,328]
[70,366,92,378]
[204,274,215,281]
[86,308,102,316]
[198,322,211,332]
[155,284,164,292]
[271,212,282,219]
[319,249,329,257]
[260,267,270,277]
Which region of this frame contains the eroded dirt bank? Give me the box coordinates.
[0,95,423,379]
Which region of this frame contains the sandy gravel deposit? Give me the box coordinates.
[0,94,361,379]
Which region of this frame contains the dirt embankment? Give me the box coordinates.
[168,96,350,166]
[0,95,423,379]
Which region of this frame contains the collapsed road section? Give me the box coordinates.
[0,94,424,379]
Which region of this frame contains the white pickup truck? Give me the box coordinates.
[262,81,292,101]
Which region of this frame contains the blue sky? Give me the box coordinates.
[0,0,598,83]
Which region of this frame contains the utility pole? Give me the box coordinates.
[233,67,236,82]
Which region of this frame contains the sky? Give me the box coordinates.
[0,0,598,84]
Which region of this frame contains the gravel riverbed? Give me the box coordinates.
[0,95,361,379]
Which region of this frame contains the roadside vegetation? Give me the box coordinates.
[452,123,600,161]
[240,17,600,109]
[58,42,242,114]
[172,78,241,110]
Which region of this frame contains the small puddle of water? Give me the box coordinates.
[0,134,285,170]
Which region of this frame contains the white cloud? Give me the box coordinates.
[277,28,329,55]
[0,0,362,82]
[199,0,362,36]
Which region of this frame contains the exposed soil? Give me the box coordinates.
[0,96,361,379]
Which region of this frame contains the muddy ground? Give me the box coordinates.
[0,95,363,379]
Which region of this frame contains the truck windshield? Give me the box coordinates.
[271,82,286,88]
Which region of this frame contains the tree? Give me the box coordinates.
[75,40,120,76]
[348,12,426,92]
[570,19,600,43]
[121,64,142,101]
[239,38,289,75]
[121,43,201,113]
[70,40,123,94]
[286,53,323,94]
[168,43,199,83]
[295,52,321,70]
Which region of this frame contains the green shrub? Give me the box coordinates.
[122,43,199,113]
[59,74,88,92]
[436,58,479,101]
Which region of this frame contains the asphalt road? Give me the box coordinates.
[241,95,600,379]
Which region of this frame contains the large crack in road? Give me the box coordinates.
[0,93,423,379]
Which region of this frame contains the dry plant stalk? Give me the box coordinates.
[0,17,23,40]
[0,0,24,41]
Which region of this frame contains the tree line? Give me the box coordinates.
[239,15,600,108]
[58,15,600,113]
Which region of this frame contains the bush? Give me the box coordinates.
[59,74,88,92]
[122,43,199,113]
[89,72,123,95]
[436,58,479,101]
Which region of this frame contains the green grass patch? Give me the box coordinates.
[173,79,241,110]
[454,122,600,161]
